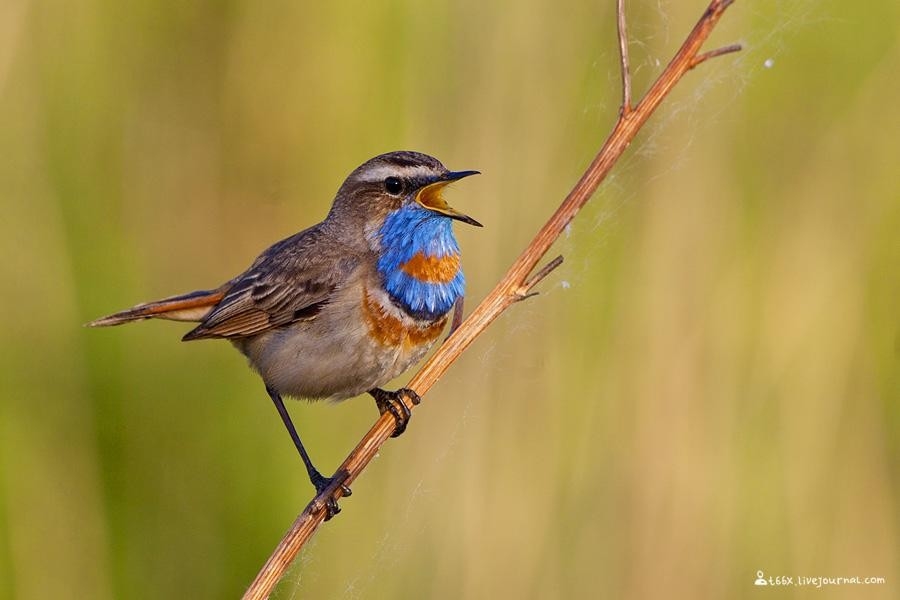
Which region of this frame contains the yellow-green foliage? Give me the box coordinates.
[0,1,897,598]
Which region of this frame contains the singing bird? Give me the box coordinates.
[89,151,480,516]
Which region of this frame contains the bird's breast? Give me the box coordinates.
[361,285,448,349]
[379,254,464,320]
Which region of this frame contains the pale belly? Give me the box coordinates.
[232,284,447,400]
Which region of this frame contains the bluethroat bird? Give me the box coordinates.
[89,151,480,517]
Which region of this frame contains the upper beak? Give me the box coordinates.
[416,170,482,227]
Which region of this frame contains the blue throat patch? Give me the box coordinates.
[376,205,465,320]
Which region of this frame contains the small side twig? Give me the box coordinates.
[242,1,741,598]
[524,255,565,292]
[691,43,743,69]
[513,254,565,301]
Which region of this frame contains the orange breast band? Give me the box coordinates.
[399,252,460,284]
[362,288,447,348]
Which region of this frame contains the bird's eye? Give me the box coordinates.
[383,176,404,196]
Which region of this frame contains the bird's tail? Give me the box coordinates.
[86,288,226,328]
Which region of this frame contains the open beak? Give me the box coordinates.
[416,170,482,227]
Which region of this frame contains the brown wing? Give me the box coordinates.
[182,225,358,341]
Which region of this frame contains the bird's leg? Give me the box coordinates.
[266,386,350,520]
[369,388,422,438]
[447,296,465,338]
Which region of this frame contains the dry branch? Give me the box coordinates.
[242,1,740,597]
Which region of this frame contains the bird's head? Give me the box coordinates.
[328,151,481,234]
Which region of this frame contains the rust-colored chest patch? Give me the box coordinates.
[400,252,460,283]
[362,287,447,349]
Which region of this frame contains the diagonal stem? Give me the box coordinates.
[242,1,741,598]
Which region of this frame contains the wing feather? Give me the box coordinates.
[183,225,358,341]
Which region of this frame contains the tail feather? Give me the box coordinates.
[86,288,226,328]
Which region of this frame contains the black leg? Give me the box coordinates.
[266,386,350,519]
[369,388,422,438]
[446,296,465,339]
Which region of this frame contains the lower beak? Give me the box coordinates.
[416,170,482,227]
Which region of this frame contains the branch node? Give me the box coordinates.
[513,290,540,303]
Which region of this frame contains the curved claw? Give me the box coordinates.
[402,388,422,406]
[324,497,341,520]
[370,388,421,437]
[309,471,351,520]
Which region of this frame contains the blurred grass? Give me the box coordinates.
[1,0,898,598]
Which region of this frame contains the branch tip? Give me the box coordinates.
[616,0,632,113]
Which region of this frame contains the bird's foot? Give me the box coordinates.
[370,387,422,438]
[309,470,352,520]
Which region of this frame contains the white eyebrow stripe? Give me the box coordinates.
[357,164,437,183]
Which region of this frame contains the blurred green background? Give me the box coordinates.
[1,0,897,598]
